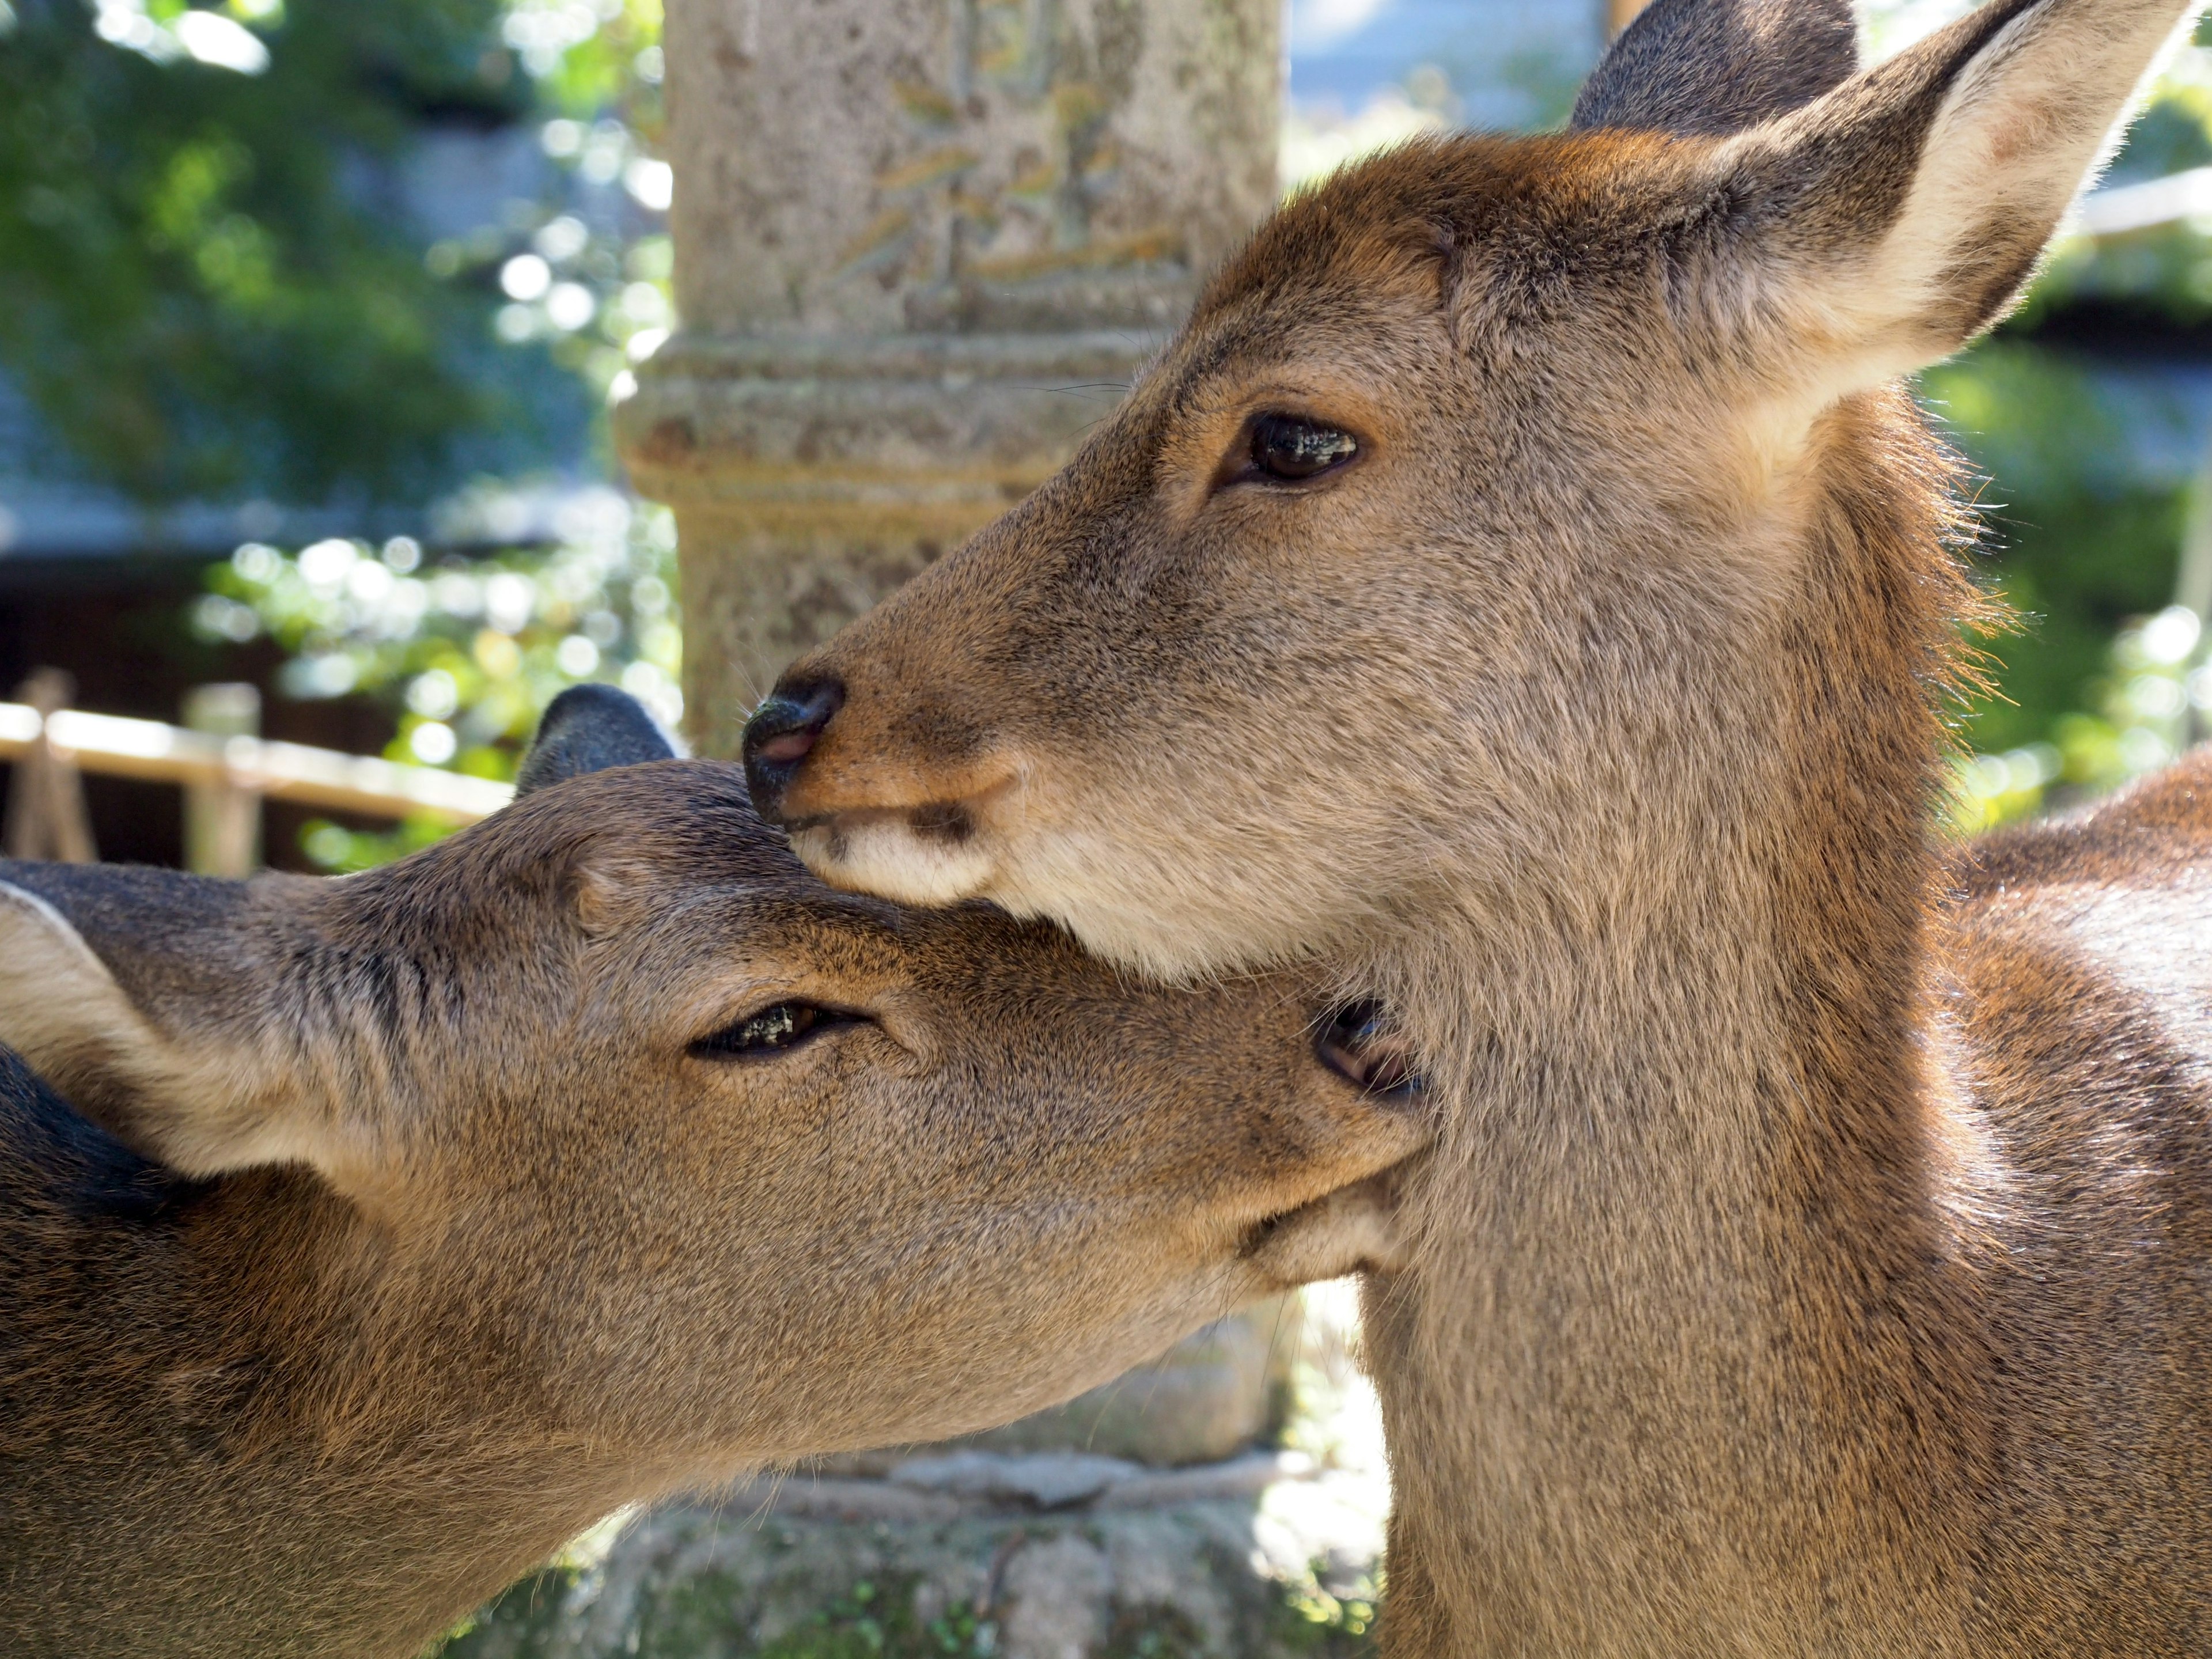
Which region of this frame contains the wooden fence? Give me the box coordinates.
[0,669,512,876]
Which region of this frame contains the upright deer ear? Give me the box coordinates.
[1570,0,1858,136]
[0,864,366,1181]
[1714,0,2194,403]
[515,683,677,797]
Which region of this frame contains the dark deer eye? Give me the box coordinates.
[691,1002,856,1059]
[1316,1000,1422,1096]
[1249,414,1358,482]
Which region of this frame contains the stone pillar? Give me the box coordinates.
[615,0,1281,756]
[618,0,1292,1468]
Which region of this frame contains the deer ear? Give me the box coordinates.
[515,683,677,797]
[1570,0,1858,136]
[1719,0,2192,402]
[0,865,362,1181]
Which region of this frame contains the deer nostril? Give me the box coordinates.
[743,676,846,820]
[753,730,816,765]
[1317,1000,1424,1099]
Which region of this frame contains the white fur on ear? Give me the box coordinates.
[0,877,330,1179]
[1709,0,2199,432]
[0,879,173,1128]
[0,877,116,987]
[1841,0,2193,372]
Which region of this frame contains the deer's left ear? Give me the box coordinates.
[1713,0,2196,404]
[1570,0,1858,137]
[515,683,677,797]
[0,864,366,1181]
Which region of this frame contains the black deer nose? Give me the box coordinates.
[743,676,845,820]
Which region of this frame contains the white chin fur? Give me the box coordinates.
[787,819,998,907]
[1243,1177,1413,1286]
[790,816,1316,982]
[990,839,1323,984]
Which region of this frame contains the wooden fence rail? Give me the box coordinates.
[0,673,512,875]
[0,703,513,823]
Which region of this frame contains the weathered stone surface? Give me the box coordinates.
[438,1463,1380,1659]
[786,1301,1296,1479]
[893,1451,1145,1510]
[952,1301,1301,1468]
[658,2,1276,339]
[433,1287,1388,1659]
[622,0,1282,753]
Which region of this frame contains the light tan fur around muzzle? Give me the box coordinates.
[0,727,1426,1659]
[757,0,2212,1652]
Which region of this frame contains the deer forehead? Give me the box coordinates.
[1135,142,1790,495]
[1198,133,1703,328]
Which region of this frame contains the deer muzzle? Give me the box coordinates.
[741,676,846,813]
[743,677,1024,908]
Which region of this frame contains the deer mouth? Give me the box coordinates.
[1238,1161,1423,1284]
[776,775,1022,908]
[1315,999,1423,1100]
[1232,1002,1431,1283]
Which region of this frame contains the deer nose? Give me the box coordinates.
[743,676,845,820]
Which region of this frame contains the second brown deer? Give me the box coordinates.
[745,0,2212,1651]
[0,687,1425,1659]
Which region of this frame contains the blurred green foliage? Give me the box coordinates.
[192,498,681,869]
[1936,334,2204,825]
[0,0,520,501]
[0,0,668,503]
[1923,19,2212,827]
[432,0,673,407]
[69,0,688,870]
[1925,346,2177,752]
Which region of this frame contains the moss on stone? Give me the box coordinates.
[429,1498,1381,1659]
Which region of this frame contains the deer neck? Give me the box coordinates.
[8,1150,639,1657]
[1368,392,1989,1627]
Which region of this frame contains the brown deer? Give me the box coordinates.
[0,686,1426,1659]
[741,0,2212,1650]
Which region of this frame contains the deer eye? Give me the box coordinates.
[691,1002,858,1059]
[1248,414,1358,482]
[1316,1000,1422,1097]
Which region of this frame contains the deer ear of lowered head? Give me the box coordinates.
[1626,0,2199,438]
[513,682,677,797]
[0,865,363,1182]
[0,684,674,1184]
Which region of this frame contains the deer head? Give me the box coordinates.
[741,0,2196,982]
[0,687,1425,1479]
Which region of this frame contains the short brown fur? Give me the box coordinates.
[0,753,1423,1658]
[751,0,2212,1650]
